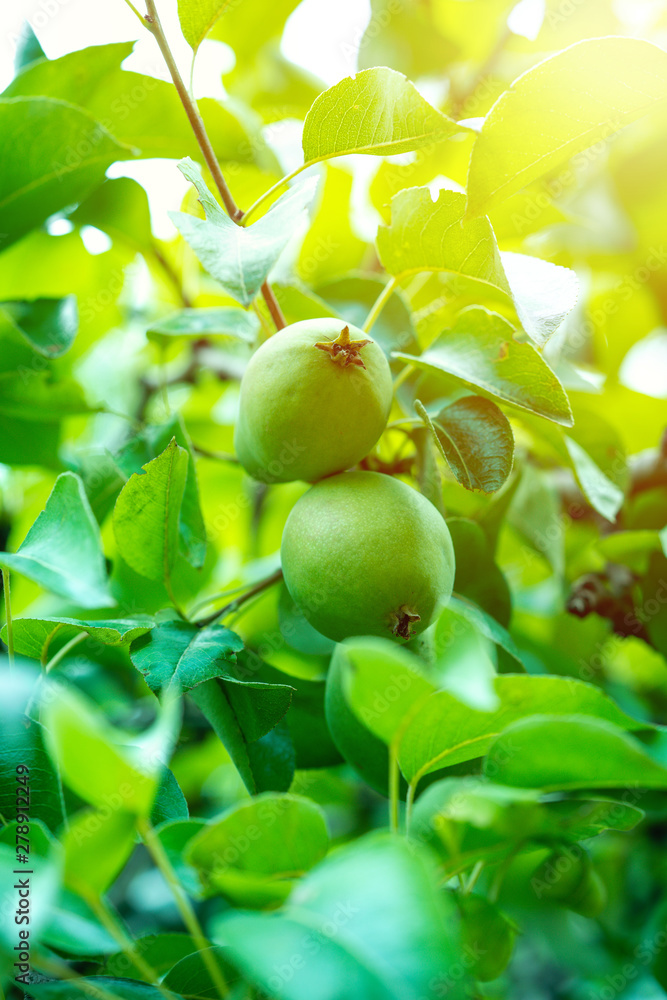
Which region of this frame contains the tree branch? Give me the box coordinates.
[142,0,287,329]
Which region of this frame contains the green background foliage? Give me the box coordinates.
[1,1,667,998]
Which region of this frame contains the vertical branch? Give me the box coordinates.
[142,0,286,329]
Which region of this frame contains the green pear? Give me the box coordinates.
[234,319,392,483]
[281,470,455,642]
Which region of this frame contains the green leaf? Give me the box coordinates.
[147,307,259,346]
[334,637,436,746]
[189,677,294,795]
[484,716,667,791]
[3,617,153,662]
[395,307,573,427]
[26,981,183,1000]
[0,296,78,358]
[0,472,113,608]
[421,395,514,494]
[377,187,510,292]
[410,778,644,875]
[104,933,201,980]
[0,96,132,252]
[215,833,468,1000]
[43,889,119,956]
[71,176,153,252]
[446,595,525,671]
[466,37,667,217]
[178,0,234,53]
[151,768,189,827]
[130,621,244,694]
[42,682,180,816]
[500,251,579,348]
[113,438,188,586]
[447,518,512,627]
[0,668,64,832]
[171,157,317,306]
[163,947,237,999]
[156,821,207,898]
[396,675,646,785]
[186,793,329,906]
[115,415,207,571]
[5,43,273,169]
[0,821,61,965]
[62,808,137,895]
[564,436,624,522]
[0,371,96,421]
[302,67,468,165]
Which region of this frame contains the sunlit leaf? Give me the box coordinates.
[467,37,667,217]
[113,438,188,586]
[0,472,113,608]
[0,96,132,252]
[171,158,317,305]
[395,307,573,427]
[302,67,468,165]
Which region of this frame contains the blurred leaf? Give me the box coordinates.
[163,946,238,999]
[130,621,244,694]
[63,808,136,895]
[147,307,259,345]
[422,395,514,494]
[178,0,234,53]
[210,0,301,59]
[113,439,188,586]
[14,23,45,72]
[564,436,624,522]
[395,307,573,427]
[484,715,667,791]
[447,518,512,626]
[27,981,183,1000]
[302,67,468,165]
[104,933,201,980]
[297,165,366,285]
[410,778,644,874]
[0,371,96,420]
[216,833,468,1000]
[0,820,61,966]
[446,594,525,670]
[171,158,317,306]
[0,414,60,467]
[71,176,153,252]
[467,37,667,217]
[0,96,132,252]
[0,668,64,832]
[42,682,180,816]
[187,793,329,906]
[0,296,78,358]
[396,676,645,785]
[5,42,272,168]
[43,889,118,956]
[334,637,436,746]
[0,472,113,608]
[3,616,153,661]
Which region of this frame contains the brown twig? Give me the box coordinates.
[142,0,287,329]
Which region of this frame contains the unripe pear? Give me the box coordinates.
[281,470,455,642]
[234,319,393,483]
